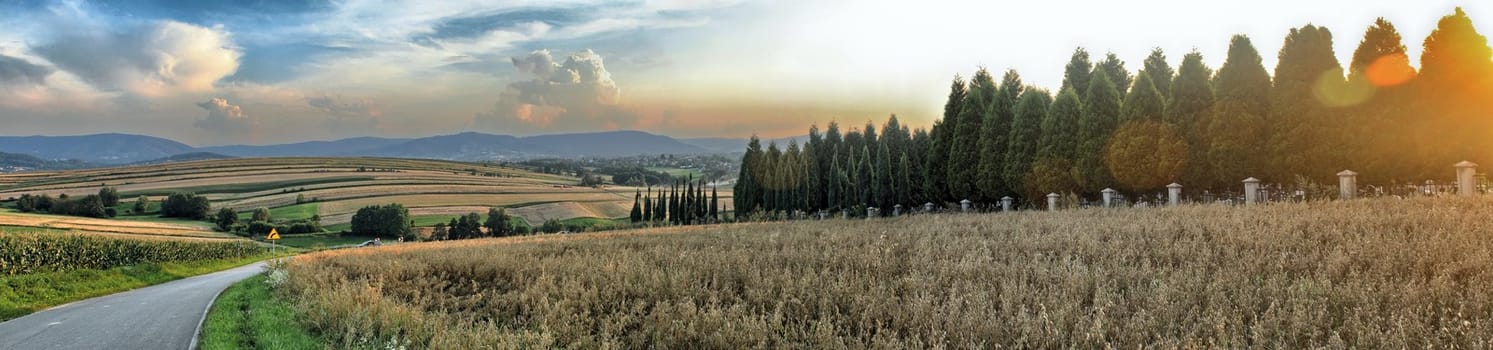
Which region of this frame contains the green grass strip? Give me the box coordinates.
[200,273,323,350]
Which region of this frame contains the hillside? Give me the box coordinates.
[0,134,196,164]
[0,157,732,232]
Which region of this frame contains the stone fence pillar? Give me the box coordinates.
[893,204,903,216]
[924,202,935,213]
[1101,188,1117,208]
[1457,161,1478,196]
[1167,183,1182,206]
[1337,170,1358,200]
[1047,193,1060,211]
[1000,196,1013,212]
[960,199,971,213]
[1243,177,1261,204]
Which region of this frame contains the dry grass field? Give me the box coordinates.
[0,211,233,239]
[281,196,1493,348]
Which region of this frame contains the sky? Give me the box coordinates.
[0,0,1487,146]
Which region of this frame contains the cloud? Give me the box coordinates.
[0,54,53,86]
[477,49,635,133]
[194,97,255,134]
[35,21,241,97]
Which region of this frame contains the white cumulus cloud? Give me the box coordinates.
[35,21,241,97]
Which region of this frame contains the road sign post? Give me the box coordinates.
[267,228,280,255]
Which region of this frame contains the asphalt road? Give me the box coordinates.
[0,261,268,350]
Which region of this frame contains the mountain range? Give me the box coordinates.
[0,131,759,168]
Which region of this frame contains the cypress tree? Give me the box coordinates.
[875,135,893,211]
[733,136,763,216]
[949,68,994,201]
[1075,71,1121,194]
[764,142,782,213]
[1029,87,1084,201]
[1094,52,1133,99]
[1348,18,1416,183]
[630,191,643,223]
[1208,35,1273,190]
[1269,24,1345,183]
[909,128,930,204]
[860,145,875,208]
[925,77,964,204]
[1002,87,1052,202]
[1061,48,1094,100]
[977,70,1023,200]
[710,185,719,222]
[642,187,653,222]
[1107,73,1186,193]
[1168,51,1217,190]
[807,125,826,210]
[823,122,844,208]
[1142,48,1175,100]
[1418,7,1493,169]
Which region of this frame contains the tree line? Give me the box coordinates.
[629,174,721,225]
[736,9,1493,213]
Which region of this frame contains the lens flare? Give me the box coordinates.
[1366,54,1416,87]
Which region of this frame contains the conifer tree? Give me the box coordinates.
[1418,7,1493,169]
[1029,87,1083,201]
[1168,51,1217,190]
[630,190,643,223]
[733,136,763,216]
[1269,24,1345,183]
[1142,48,1175,100]
[1094,52,1133,98]
[1075,71,1121,194]
[1061,48,1094,100]
[1107,73,1186,193]
[1003,88,1052,201]
[977,70,1023,200]
[1349,18,1417,183]
[1208,35,1273,189]
[925,77,963,204]
[949,68,994,201]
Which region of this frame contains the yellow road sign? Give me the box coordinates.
[267,228,280,241]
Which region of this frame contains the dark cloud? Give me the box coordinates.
[0,54,53,86]
[476,49,637,133]
[194,97,255,134]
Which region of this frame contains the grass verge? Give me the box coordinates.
[0,252,294,321]
[200,273,323,350]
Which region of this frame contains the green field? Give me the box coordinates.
[647,167,704,178]
[237,203,320,222]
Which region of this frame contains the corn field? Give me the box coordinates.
[282,196,1493,348]
[0,230,266,275]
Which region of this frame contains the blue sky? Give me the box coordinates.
[0,0,1486,145]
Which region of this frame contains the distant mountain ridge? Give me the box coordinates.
[0,130,739,166]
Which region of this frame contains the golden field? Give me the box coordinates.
[279,196,1493,348]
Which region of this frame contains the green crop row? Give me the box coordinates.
[0,232,266,275]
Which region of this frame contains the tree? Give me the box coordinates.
[98,187,119,207]
[629,191,643,223]
[432,222,449,241]
[1168,51,1217,189]
[1142,48,1175,99]
[948,68,994,201]
[160,193,211,220]
[642,187,654,222]
[734,136,764,217]
[1075,71,1121,194]
[710,185,719,222]
[1269,24,1345,183]
[215,208,238,231]
[1348,18,1416,183]
[1030,87,1084,199]
[251,207,272,222]
[977,70,1023,200]
[350,204,412,239]
[1418,7,1493,170]
[924,77,963,204]
[1208,35,1273,189]
[133,195,149,214]
[1003,88,1052,202]
[1107,72,1187,193]
[1094,52,1133,99]
[485,208,511,237]
[1061,48,1094,100]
